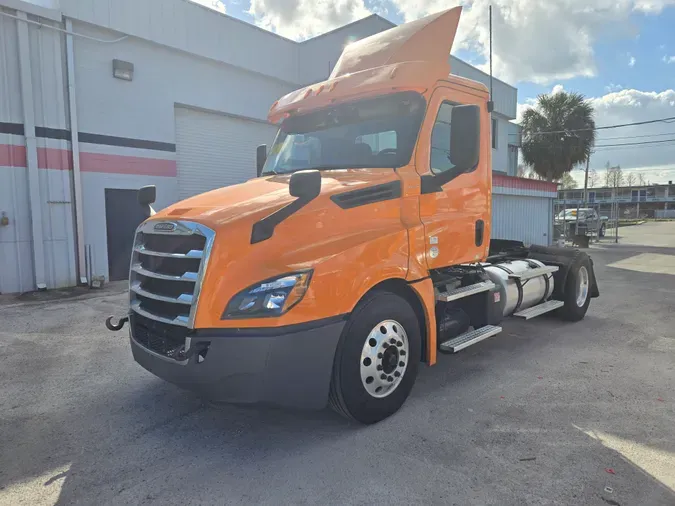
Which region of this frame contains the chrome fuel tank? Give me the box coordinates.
[484,259,555,316]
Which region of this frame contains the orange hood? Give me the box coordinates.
[153,170,399,231]
[152,169,409,328]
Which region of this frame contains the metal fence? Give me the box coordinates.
[552,202,620,246]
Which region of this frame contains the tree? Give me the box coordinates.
[637,173,647,186]
[520,91,596,182]
[604,162,624,188]
[559,172,577,189]
[587,168,599,188]
[625,172,636,187]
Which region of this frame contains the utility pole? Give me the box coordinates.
[582,154,590,207]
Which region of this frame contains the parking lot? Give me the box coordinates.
[1,222,674,506]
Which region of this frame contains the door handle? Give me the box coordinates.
[475,220,484,246]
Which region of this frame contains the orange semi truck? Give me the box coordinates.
[106,7,599,424]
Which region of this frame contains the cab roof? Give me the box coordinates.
[268,7,467,123]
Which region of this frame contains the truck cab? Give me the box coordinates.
[109,7,599,424]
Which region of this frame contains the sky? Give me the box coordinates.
[193,0,675,185]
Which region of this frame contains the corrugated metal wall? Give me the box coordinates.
[59,0,299,84]
[492,194,553,246]
[0,9,76,293]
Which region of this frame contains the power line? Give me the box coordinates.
[594,144,675,151]
[510,115,675,136]
[594,137,675,148]
[569,163,675,176]
[595,130,675,141]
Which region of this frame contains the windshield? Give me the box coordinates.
[262,91,426,175]
[557,209,587,219]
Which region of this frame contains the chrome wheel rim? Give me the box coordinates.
[576,266,589,307]
[360,320,409,399]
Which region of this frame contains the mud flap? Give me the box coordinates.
[526,245,600,300]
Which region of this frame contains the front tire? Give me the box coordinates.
[558,254,592,322]
[329,291,421,424]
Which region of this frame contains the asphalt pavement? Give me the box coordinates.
[1,222,674,506]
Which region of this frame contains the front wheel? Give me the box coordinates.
[329,291,421,424]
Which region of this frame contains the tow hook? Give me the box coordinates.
[105,315,129,331]
[175,342,210,362]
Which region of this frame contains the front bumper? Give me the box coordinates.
[130,316,346,410]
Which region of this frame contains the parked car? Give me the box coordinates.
[555,208,608,238]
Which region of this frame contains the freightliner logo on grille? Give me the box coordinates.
[153,222,176,232]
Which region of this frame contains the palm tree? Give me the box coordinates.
[520,92,596,182]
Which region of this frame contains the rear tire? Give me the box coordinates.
[557,254,592,322]
[329,291,421,424]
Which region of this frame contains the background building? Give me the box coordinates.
[0,0,553,293]
[556,181,675,218]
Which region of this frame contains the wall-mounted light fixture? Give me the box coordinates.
[112,59,134,81]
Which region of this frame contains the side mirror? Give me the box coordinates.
[256,144,267,177]
[449,104,480,171]
[289,170,321,200]
[138,185,156,206]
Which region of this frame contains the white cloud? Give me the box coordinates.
[388,0,674,84]
[605,83,624,92]
[628,55,637,66]
[633,0,675,13]
[248,0,371,40]
[518,88,675,181]
[241,0,674,82]
[663,55,675,63]
[191,0,226,14]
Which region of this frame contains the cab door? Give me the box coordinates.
[414,85,491,269]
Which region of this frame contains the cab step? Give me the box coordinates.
[513,299,564,320]
[436,281,495,302]
[439,325,502,353]
[508,265,559,281]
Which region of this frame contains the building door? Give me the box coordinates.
[105,189,147,281]
[174,107,278,201]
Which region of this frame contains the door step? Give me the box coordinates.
[508,265,558,281]
[439,325,502,353]
[436,281,495,302]
[513,299,564,320]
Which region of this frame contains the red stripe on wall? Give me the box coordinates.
[493,174,558,192]
[80,152,176,177]
[38,147,72,170]
[0,144,176,177]
[0,144,27,167]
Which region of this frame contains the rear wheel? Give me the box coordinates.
[557,255,592,321]
[329,291,421,424]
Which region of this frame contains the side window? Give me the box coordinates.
[430,102,455,175]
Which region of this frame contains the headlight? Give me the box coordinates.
[222,270,313,319]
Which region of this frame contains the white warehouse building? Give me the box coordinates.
[0,0,557,293]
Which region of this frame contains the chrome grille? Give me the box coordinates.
[129,220,215,329]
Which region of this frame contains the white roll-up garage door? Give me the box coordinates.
[174,107,278,200]
[492,194,552,246]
